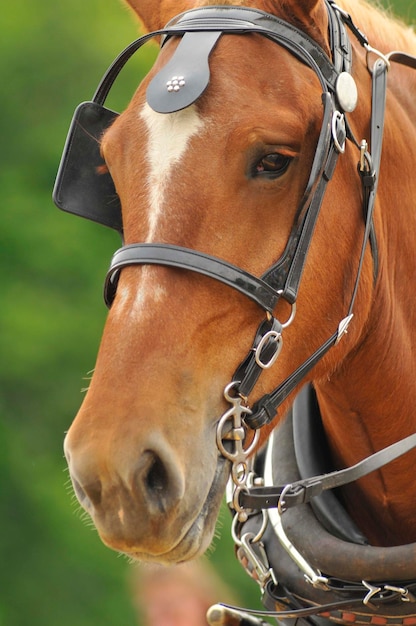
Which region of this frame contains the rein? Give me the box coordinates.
[240,432,416,514]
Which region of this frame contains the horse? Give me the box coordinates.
[54,0,416,622]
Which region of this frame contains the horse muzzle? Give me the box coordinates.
[64,420,229,562]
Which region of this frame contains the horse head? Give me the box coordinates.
[62,0,394,563]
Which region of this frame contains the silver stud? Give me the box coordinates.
[166,75,186,93]
[336,72,358,113]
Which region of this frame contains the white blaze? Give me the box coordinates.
[140,103,204,238]
[110,103,205,316]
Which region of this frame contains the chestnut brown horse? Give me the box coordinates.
[56,0,416,620]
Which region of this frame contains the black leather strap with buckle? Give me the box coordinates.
[239,432,416,511]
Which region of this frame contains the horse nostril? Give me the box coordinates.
[138,448,184,513]
[145,455,168,493]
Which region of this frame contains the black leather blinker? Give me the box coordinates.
[53,101,122,233]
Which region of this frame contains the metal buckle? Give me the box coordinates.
[332,110,346,153]
[254,330,283,369]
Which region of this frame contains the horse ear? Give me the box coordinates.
[264,0,329,50]
[124,0,194,32]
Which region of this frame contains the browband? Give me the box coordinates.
[94,3,349,111]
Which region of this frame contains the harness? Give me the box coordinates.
[218,387,416,625]
[53,2,416,623]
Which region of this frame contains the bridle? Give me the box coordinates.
[54,1,416,623]
[53,0,381,426]
[102,0,377,426]
[54,0,379,411]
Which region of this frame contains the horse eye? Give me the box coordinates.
[255,153,292,177]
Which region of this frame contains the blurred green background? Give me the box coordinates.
[1,1,414,624]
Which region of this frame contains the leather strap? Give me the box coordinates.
[244,58,389,429]
[260,92,335,302]
[164,5,338,92]
[104,243,281,312]
[275,99,345,304]
[387,50,416,69]
[240,432,416,511]
[92,4,342,108]
[220,597,365,622]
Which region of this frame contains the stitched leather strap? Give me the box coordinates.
[92,4,340,107]
[240,432,416,510]
[104,244,281,312]
[244,58,389,429]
